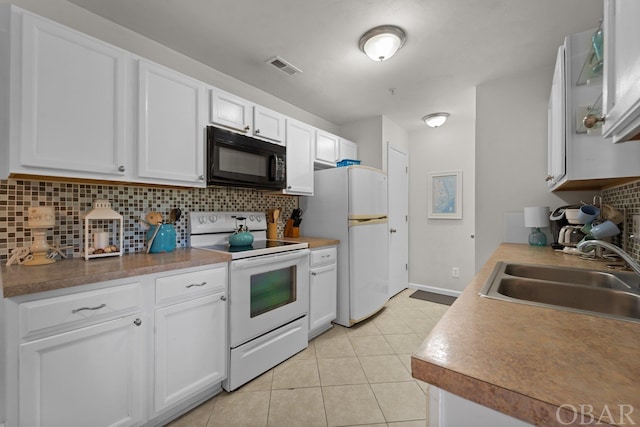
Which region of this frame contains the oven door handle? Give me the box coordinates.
[231,249,310,270]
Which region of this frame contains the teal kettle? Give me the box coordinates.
[228,216,254,247]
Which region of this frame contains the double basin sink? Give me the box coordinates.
[480,262,640,323]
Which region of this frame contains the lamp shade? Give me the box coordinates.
[422,113,450,128]
[524,207,550,228]
[359,25,406,62]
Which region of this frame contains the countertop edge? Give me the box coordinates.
[410,243,631,426]
[410,357,592,427]
[2,249,232,298]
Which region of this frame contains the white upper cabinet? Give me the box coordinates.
[209,87,253,134]
[338,138,358,162]
[210,88,285,145]
[2,7,129,180]
[546,27,640,191]
[602,0,640,143]
[137,59,207,187]
[284,119,314,195]
[253,105,285,144]
[315,130,339,167]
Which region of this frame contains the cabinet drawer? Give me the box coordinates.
[155,266,226,305]
[20,282,142,339]
[310,247,337,267]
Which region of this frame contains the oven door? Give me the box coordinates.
[229,249,310,347]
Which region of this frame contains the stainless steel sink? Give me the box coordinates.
[479,262,640,323]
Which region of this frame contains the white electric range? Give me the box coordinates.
[188,211,310,391]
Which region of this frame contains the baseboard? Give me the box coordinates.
[408,282,462,298]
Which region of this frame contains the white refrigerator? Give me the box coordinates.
[300,166,389,327]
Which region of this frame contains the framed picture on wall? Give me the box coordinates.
[428,171,462,219]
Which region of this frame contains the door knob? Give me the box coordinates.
[390,228,397,233]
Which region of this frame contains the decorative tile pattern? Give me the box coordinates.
[601,179,640,260]
[0,178,297,261]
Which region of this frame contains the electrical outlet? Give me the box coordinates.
[633,215,640,236]
[451,267,459,278]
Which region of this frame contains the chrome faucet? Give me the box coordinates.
[577,239,640,276]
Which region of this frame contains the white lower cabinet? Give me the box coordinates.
[20,313,144,427]
[154,291,227,414]
[308,246,337,338]
[6,263,228,427]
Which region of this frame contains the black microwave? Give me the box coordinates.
[206,126,286,190]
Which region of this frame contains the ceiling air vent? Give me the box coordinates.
[266,56,302,76]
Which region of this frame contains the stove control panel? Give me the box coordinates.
[189,211,267,233]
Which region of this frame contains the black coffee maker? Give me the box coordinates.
[549,205,578,249]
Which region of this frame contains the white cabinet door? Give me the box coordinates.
[20,313,144,427]
[602,0,640,143]
[253,105,285,144]
[154,291,227,413]
[284,119,314,195]
[315,130,339,167]
[18,11,128,178]
[338,138,358,162]
[309,263,337,333]
[137,59,206,187]
[210,88,252,134]
[547,45,566,188]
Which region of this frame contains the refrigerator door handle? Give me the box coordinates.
[348,217,388,227]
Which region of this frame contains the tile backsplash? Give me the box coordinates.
[601,178,640,261]
[0,178,298,262]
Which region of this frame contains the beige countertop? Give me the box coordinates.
[281,236,340,248]
[2,248,231,298]
[411,243,640,426]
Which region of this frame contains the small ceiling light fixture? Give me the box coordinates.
[359,25,406,62]
[422,112,450,128]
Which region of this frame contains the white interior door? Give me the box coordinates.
[388,146,409,297]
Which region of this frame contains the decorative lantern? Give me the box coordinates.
[83,200,124,260]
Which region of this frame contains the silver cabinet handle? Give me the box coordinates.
[118,165,125,172]
[311,272,317,276]
[243,125,250,132]
[133,318,142,326]
[255,129,261,134]
[544,175,554,182]
[198,175,205,181]
[390,228,397,233]
[220,295,227,301]
[186,282,207,289]
[72,303,106,314]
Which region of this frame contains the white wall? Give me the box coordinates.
[408,87,477,294]
[475,66,596,271]
[2,0,339,134]
[340,116,383,169]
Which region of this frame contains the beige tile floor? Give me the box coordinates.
[167,289,449,427]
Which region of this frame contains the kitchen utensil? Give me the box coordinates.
[146,220,163,253]
[146,223,177,253]
[168,208,182,224]
[601,204,624,225]
[577,204,600,224]
[590,220,620,239]
[273,208,280,223]
[559,225,585,247]
[564,208,582,225]
[146,211,163,226]
[229,216,254,246]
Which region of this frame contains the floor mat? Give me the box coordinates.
[409,290,456,306]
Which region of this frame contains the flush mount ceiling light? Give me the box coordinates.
[422,113,450,128]
[359,25,406,62]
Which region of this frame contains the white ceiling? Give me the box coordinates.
[67,0,603,132]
